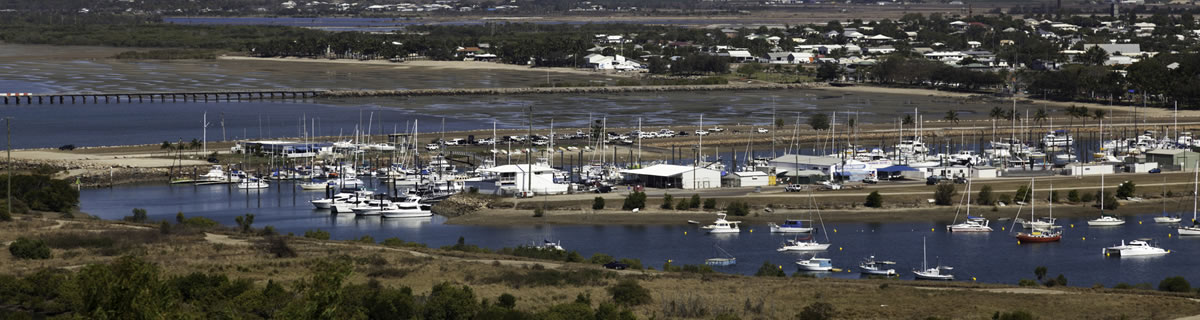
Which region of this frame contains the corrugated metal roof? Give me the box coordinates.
[769,154,841,166]
[621,164,712,177]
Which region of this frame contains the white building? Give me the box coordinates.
[1064,163,1115,176]
[620,164,721,189]
[482,164,569,195]
[769,155,841,178]
[726,171,769,187]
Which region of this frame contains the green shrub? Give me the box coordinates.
[381,237,426,248]
[977,185,993,205]
[124,208,148,223]
[592,197,605,210]
[797,301,834,320]
[356,235,375,244]
[676,199,689,211]
[661,194,674,210]
[703,198,717,209]
[1080,191,1095,203]
[304,229,331,240]
[1098,191,1119,210]
[0,174,79,213]
[424,282,481,320]
[1018,279,1038,287]
[234,213,255,233]
[994,310,1035,320]
[621,192,647,211]
[263,237,297,258]
[497,293,517,309]
[532,207,545,217]
[179,216,219,229]
[689,194,701,209]
[934,183,957,206]
[259,226,277,236]
[1116,181,1136,199]
[1159,276,1192,292]
[608,279,652,306]
[588,253,615,264]
[725,201,750,216]
[618,258,643,270]
[9,237,51,259]
[1067,189,1081,202]
[754,261,785,277]
[864,191,883,208]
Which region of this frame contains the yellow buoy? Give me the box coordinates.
[1082,237,1086,241]
[749,229,754,233]
[834,229,838,233]
[683,231,687,235]
[778,265,782,270]
[1002,227,1006,231]
[1168,234,1172,238]
[839,247,843,251]
[1139,221,1142,225]
[668,259,673,263]
[1070,224,1074,228]
[1017,240,1022,245]
[931,228,935,232]
[972,277,977,281]
[1105,252,1110,257]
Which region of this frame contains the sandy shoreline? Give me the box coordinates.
[217,55,619,77]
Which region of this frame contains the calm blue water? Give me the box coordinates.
[0,101,487,149]
[81,181,1199,287]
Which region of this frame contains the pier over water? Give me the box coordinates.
[2,83,823,104]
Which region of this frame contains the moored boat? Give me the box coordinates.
[1103,239,1168,257]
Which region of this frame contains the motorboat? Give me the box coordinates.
[300,181,329,190]
[948,217,993,232]
[796,256,833,272]
[701,213,741,234]
[1087,215,1126,226]
[380,196,433,218]
[913,237,953,280]
[769,219,813,233]
[329,191,376,213]
[1041,130,1073,148]
[777,237,830,252]
[1103,239,1169,257]
[350,199,395,216]
[859,256,897,276]
[236,179,268,189]
[311,192,355,209]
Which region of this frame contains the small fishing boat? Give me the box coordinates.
[796,255,833,272]
[701,213,741,234]
[769,219,813,233]
[536,239,565,251]
[913,237,954,280]
[1103,239,1168,257]
[859,256,897,276]
[705,244,737,267]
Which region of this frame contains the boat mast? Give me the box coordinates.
[1100,165,1105,215]
[1193,161,1198,223]
[922,236,928,271]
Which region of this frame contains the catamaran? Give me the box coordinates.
[947,178,993,232]
[1103,239,1169,257]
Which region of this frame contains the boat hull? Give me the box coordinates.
[860,268,896,276]
[948,226,993,232]
[778,244,831,252]
[1179,226,1200,236]
[1016,233,1062,243]
[1154,217,1182,223]
[1104,249,1168,257]
[311,200,333,209]
[1088,220,1125,226]
[381,210,433,218]
[707,228,740,234]
[913,272,953,281]
[770,226,813,233]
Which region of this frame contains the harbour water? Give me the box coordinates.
[81,181,1200,287]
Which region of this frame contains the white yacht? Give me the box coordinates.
[1088,215,1126,226]
[913,237,954,280]
[311,192,356,209]
[701,213,741,234]
[1103,239,1169,257]
[1041,130,1073,148]
[380,196,433,218]
[769,219,813,233]
[859,256,897,276]
[795,256,833,272]
[777,237,830,252]
[197,165,239,184]
[349,199,395,216]
[1154,215,1183,223]
[536,239,565,251]
[236,179,268,189]
[948,217,993,232]
[300,181,329,190]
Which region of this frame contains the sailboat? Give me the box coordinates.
[778,191,832,251]
[1179,162,1200,235]
[1155,176,1182,223]
[1088,170,1125,226]
[1015,178,1062,243]
[947,178,993,232]
[912,237,954,280]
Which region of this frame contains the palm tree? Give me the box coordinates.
[989,106,1005,140]
[902,114,914,126]
[944,110,959,124]
[1063,105,1078,130]
[1093,109,1107,124]
[1034,108,1048,128]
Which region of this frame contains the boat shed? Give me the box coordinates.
[876,165,922,180]
[1065,163,1115,176]
[725,171,770,187]
[1145,149,1200,171]
[620,164,721,189]
[769,154,840,178]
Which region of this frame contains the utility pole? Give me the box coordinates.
[527,104,533,196]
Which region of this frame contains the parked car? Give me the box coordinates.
[953,176,968,184]
[862,176,879,184]
[784,184,807,192]
[1149,168,1162,173]
[756,128,769,134]
[425,143,440,151]
[603,261,630,270]
[594,185,613,193]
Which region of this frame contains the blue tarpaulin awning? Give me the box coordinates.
[878,165,918,172]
